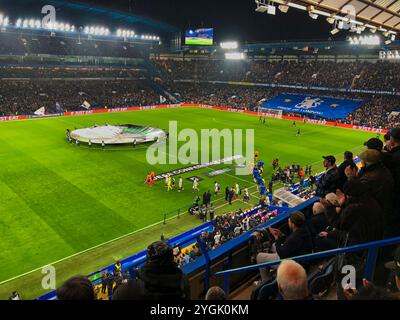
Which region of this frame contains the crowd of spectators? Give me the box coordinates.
[0,67,164,116]
[167,82,399,128]
[155,59,400,129]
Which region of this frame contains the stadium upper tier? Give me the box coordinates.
[154,59,400,92]
[0,32,149,59]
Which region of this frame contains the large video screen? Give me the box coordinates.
[185,28,214,46]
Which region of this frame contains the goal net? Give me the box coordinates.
[257,106,283,119]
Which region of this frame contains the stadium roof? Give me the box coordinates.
[266,0,400,33]
[1,0,180,34]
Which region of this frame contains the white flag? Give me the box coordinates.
[34,107,45,116]
[81,101,91,109]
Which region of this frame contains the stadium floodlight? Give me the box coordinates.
[220,41,239,49]
[326,15,335,24]
[84,25,110,36]
[255,0,276,15]
[225,52,246,60]
[278,4,289,13]
[16,18,22,28]
[117,29,135,38]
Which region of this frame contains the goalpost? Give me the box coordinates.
[257,106,283,119]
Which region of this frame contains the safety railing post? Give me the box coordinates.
[223,254,232,296]
[364,247,379,282]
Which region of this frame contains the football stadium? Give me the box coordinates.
[0,0,400,309]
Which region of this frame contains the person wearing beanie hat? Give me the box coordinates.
[364,138,384,151]
[345,149,395,238]
[113,241,190,300]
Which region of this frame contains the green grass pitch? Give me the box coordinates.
[185,38,213,46]
[0,107,374,299]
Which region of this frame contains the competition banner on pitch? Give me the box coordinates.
[261,94,364,119]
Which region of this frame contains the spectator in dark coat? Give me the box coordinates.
[387,128,400,237]
[316,180,384,253]
[225,187,229,201]
[256,212,313,280]
[364,137,394,177]
[345,149,395,237]
[113,241,190,300]
[337,151,357,190]
[338,180,384,247]
[315,155,340,197]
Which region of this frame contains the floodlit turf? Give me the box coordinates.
[185,38,213,46]
[0,107,374,298]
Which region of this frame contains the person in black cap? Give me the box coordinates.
[339,179,384,246]
[113,241,190,300]
[364,136,395,176]
[385,246,400,292]
[364,138,384,152]
[315,155,340,197]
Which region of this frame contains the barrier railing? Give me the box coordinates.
[215,236,400,294]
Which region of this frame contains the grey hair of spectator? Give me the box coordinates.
[277,260,309,300]
[312,202,326,216]
[205,286,226,300]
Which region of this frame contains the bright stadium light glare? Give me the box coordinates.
[225,52,246,60]
[220,41,239,49]
[0,14,9,27]
[348,35,380,46]
[16,18,22,28]
[255,1,276,15]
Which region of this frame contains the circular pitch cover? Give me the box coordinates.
[70,124,167,145]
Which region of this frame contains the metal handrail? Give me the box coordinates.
[216,236,400,280]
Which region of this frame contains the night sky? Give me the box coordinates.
[2,0,344,42]
[78,0,337,42]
